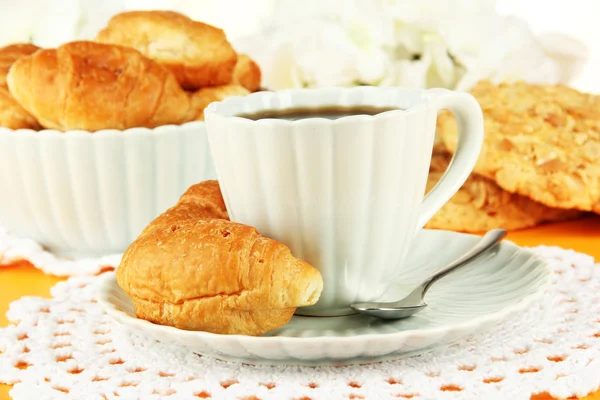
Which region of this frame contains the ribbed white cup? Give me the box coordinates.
[205,87,483,316]
[0,121,216,257]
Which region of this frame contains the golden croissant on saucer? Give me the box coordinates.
[117,180,324,336]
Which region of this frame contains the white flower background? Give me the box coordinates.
[0,0,596,92]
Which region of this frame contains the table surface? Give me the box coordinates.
[1,217,600,399]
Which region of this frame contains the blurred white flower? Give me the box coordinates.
[30,0,81,47]
[292,21,363,87]
[236,15,392,89]
[260,43,304,90]
[425,36,461,88]
[447,15,567,90]
[76,0,125,40]
[0,0,588,92]
[538,32,590,84]
[124,0,273,40]
[356,47,389,84]
[383,0,496,28]
[383,25,461,89]
[380,57,431,89]
[237,0,588,91]
[0,0,124,47]
[0,0,271,48]
[0,0,37,46]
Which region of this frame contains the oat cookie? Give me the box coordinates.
[425,147,581,233]
[439,80,600,212]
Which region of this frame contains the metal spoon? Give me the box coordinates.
[350,229,507,320]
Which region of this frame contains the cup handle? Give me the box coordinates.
[417,89,485,230]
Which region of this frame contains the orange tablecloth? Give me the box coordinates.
[1,217,600,400]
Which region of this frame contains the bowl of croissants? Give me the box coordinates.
[0,10,261,257]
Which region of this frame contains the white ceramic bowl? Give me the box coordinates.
[0,121,216,257]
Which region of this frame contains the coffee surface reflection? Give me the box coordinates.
[237,106,399,121]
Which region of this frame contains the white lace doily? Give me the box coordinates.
[0,245,599,400]
[0,227,121,276]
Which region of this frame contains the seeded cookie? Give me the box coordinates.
[425,146,581,233]
[438,80,600,212]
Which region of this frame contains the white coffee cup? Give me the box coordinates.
[205,87,483,317]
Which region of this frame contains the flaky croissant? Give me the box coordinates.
[7,41,192,131]
[0,43,41,129]
[188,85,250,121]
[0,87,41,130]
[96,11,238,90]
[0,43,40,88]
[117,180,323,336]
[232,54,261,92]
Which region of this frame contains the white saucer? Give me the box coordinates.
[97,229,550,366]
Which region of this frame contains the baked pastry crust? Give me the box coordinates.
[189,84,250,121]
[425,144,581,232]
[117,180,323,336]
[0,43,41,129]
[233,54,261,92]
[139,180,229,238]
[97,11,238,90]
[0,87,41,129]
[0,43,39,88]
[439,80,600,212]
[7,41,191,131]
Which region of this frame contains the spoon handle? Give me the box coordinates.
[419,229,507,297]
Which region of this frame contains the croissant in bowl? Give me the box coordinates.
[0,43,41,130]
[117,180,324,336]
[7,41,192,131]
[97,11,238,90]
